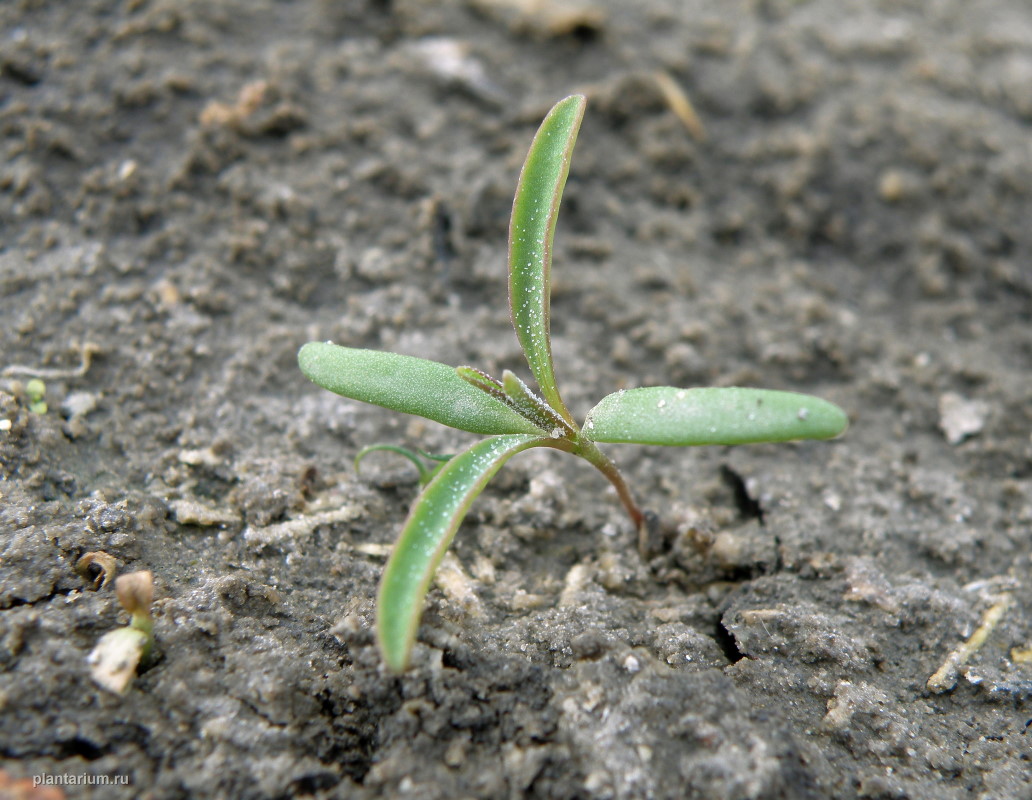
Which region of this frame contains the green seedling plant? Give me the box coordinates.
[299,95,848,672]
[88,571,155,694]
[25,378,47,414]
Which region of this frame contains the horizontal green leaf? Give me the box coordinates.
[583,387,849,446]
[298,342,544,436]
[377,434,552,672]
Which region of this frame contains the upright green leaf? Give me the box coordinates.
[298,342,544,436]
[377,434,553,672]
[583,387,849,446]
[509,94,586,427]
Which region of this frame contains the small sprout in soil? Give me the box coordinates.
[25,378,46,414]
[299,95,849,672]
[88,571,155,694]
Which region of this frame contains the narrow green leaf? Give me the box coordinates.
[509,94,586,426]
[456,366,507,403]
[501,370,574,436]
[583,387,849,446]
[354,444,446,485]
[298,342,544,436]
[377,434,551,672]
[418,450,454,463]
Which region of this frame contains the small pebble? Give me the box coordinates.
[938,392,989,445]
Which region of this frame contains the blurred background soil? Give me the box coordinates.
[1,1,1030,798]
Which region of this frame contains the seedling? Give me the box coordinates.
[299,95,848,672]
[26,378,47,414]
[88,571,155,694]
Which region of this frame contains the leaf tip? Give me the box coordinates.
[297,340,327,379]
[806,398,850,440]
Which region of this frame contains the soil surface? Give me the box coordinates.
[2,1,1031,798]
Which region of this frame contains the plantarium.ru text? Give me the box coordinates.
[298,95,848,672]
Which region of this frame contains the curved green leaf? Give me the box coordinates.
[353,444,448,485]
[509,94,586,426]
[377,434,552,672]
[583,387,849,446]
[298,342,544,436]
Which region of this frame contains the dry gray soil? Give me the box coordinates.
[2,1,1031,798]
